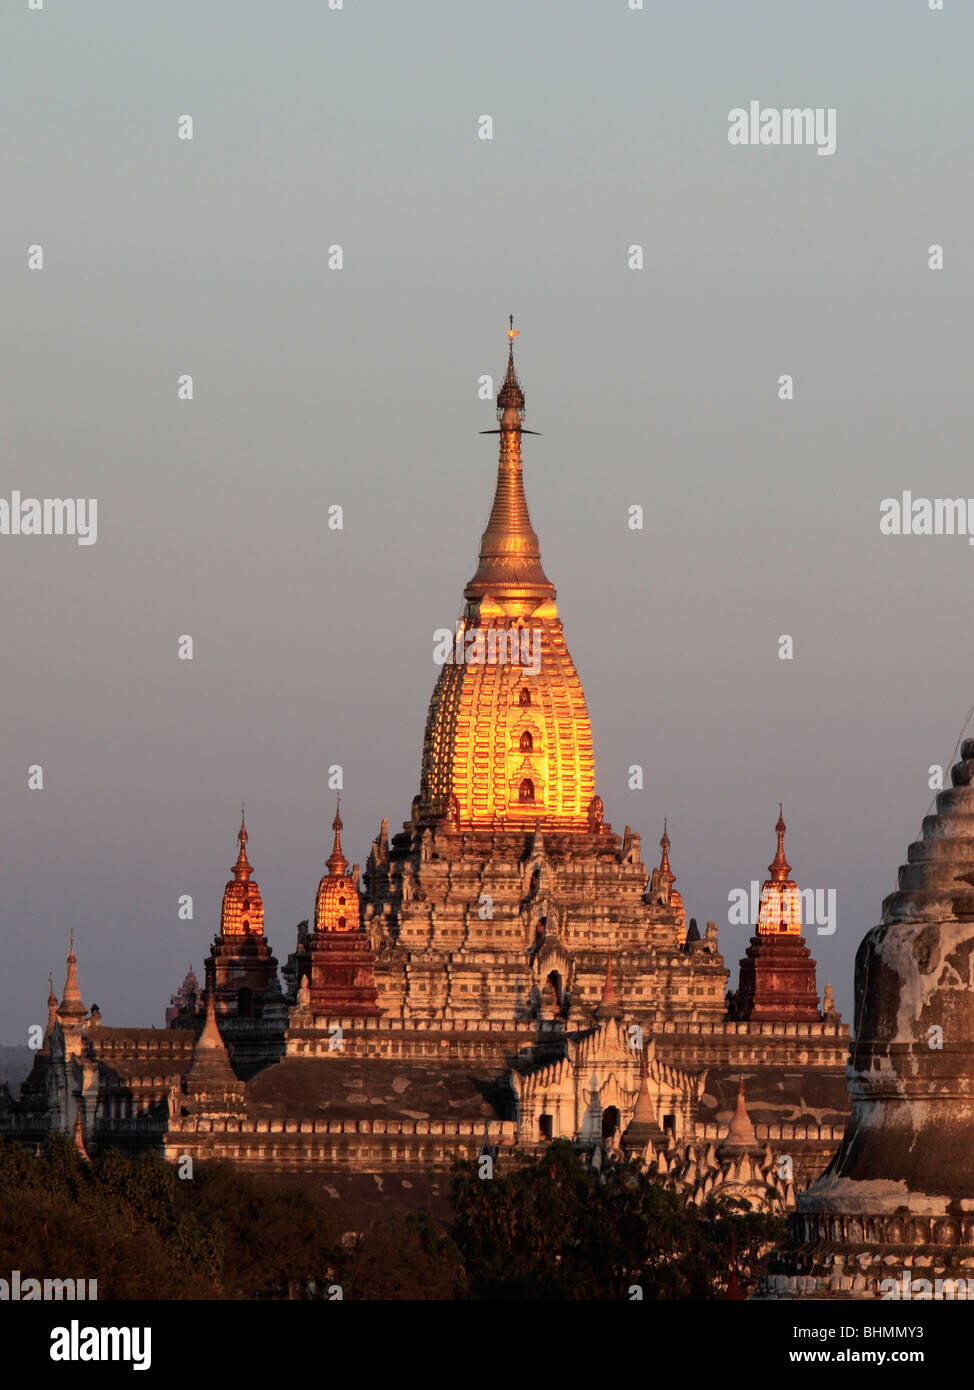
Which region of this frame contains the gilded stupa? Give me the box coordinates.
[420,320,595,827]
[219,810,265,938]
[757,807,802,935]
[363,323,729,1026]
[314,800,357,935]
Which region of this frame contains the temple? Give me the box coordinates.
[728,808,823,1023]
[763,737,974,1298]
[0,324,850,1228]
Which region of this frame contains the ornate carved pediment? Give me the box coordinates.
[577,1016,636,1066]
[534,941,573,984]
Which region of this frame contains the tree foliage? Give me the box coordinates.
[0,1135,783,1299]
[450,1141,784,1300]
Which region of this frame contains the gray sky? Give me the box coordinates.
[1,0,971,1039]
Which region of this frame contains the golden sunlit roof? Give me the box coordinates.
[314,801,357,934]
[419,323,596,827]
[757,807,802,935]
[220,810,266,937]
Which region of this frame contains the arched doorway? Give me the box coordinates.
[602,1105,620,1140]
[540,970,562,1021]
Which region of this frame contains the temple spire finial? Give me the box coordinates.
[58,938,86,1019]
[496,315,525,424]
[660,819,673,884]
[464,319,554,611]
[327,794,348,875]
[770,803,791,883]
[232,805,252,882]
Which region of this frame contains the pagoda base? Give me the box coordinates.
[730,933,821,1022]
[309,934,383,1018]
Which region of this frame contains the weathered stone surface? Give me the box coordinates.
[765,738,974,1298]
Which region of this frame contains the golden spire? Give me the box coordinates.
[419,319,596,826]
[221,809,265,936]
[326,795,348,875]
[315,795,356,933]
[232,805,252,882]
[757,806,801,935]
[497,315,525,418]
[769,804,791,883]
[465,318,555,612]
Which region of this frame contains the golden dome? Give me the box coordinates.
[315,802,357,934]
[220,811,265,937]
[419,325,596,827]
[756,806,802,935]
